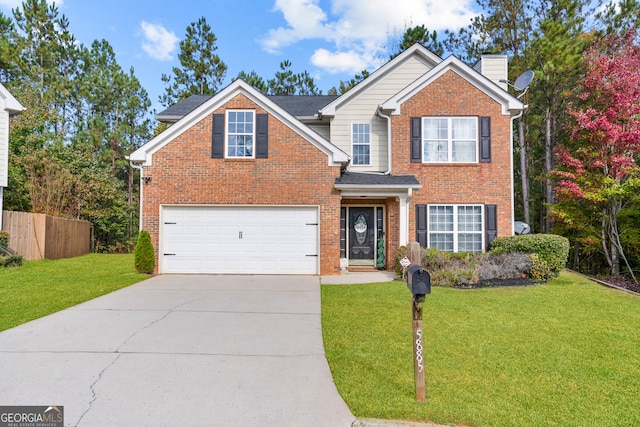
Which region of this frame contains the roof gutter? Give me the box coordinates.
[126,155,145,232]
[376,107,393,175]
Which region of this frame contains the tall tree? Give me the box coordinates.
[235,70,268,93]
[160,16,227,106]
[267,60,322,95]
[0,12,19,83]
[330,69,370,95]
[525,0,589,232]
[388,24,445,58]
[554,29,640,281]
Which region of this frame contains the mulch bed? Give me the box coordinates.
[454,277,542,289]
[594,275,640,294]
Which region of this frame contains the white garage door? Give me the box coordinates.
[160,206,319,274]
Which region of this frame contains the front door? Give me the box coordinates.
[348,207,375,263]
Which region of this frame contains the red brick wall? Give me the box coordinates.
[141,93,343,275]
[392,70,514,243]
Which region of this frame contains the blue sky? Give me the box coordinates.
[1,0,480,113]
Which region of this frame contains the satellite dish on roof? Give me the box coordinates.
[514,70,534,92]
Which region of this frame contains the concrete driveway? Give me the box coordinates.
[0,275,356,427]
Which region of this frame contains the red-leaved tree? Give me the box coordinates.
[554,29,640,281]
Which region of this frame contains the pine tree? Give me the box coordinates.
[160,17,227,106]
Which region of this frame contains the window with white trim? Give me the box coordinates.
[428,205,483,252]
[423,117,477,163]
[351,123,371,165]
[226,110,254,158]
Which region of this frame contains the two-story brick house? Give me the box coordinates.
[129,44,524,275]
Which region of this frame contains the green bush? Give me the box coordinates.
[0,254,23,268]
[0,230,8,249]
[394,246,534,286]
[134,230,155,274]
[490,234,570,277]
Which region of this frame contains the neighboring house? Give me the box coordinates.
[0,83,25,231]
[129,45,524,275]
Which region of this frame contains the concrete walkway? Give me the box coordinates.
[0,275,357,426]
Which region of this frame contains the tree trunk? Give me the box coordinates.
[519,115,531,227]
[544,107,554,232]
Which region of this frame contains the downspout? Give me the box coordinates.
[510,108,525,236]
[377,107,393,175]
[128,157,144,232]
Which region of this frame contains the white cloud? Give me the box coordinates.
[140,21,178,61]
[310,48,369,74]
[262,0,478,75]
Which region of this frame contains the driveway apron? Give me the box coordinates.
[0,275,356,427]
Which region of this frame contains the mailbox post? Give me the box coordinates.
[406,242,431,402]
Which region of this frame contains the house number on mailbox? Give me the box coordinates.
[239,231,243,239]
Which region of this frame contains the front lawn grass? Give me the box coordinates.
[0,254,148,331]
[322,270,640,427]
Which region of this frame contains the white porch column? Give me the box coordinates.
[0,187,3,230]
[399,195,409,246]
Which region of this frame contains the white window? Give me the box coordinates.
[423,117,477,163]
[351,123,371,165]
[428,205,483,252]
[227,110,254,158]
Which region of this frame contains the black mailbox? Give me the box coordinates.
[407,265,431,301]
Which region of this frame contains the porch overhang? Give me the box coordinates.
[334,172,421,198]
[335,173,421,246]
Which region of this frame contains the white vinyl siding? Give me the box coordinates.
[428,205,483,253]
[0,110,8,187]
[330,56,433,172]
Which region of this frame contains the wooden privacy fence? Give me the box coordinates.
[2,211,91,260]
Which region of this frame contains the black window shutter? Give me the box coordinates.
[416,204,428,247]
[211,113,225,158]
[485,204,497,251]
[255,114,268,158]
[479,116,491,163]
[410,117,422,163]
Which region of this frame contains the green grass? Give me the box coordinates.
[322,271,640,427]
[0,254,148,331]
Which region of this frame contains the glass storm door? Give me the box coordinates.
[348,207,375,261]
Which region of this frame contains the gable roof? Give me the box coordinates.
[156,94,338,123]
[0,83,25,114]
[129,79,349,166]
[156,95,212,122]
[319,44,443,117]
[267,95,338,118]
[380,55,525,115]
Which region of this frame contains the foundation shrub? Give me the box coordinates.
[490,234,570,277]
[394,247,532,286]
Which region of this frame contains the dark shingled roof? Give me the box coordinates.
[156,94,339,122]
[335,172,421,187]
[267,95,338,117]
[156,95,212,121]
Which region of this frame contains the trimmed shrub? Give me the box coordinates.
[134,230,155,274]
[0,230,8,249]
[490,234,570,277]
[394,246,532,287]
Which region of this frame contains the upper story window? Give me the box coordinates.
[227,110,255,158]
[351,123,371,165]
[423,117,477,163]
